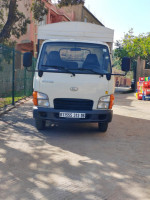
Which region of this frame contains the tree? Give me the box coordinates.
[58,0,85,7]
[0,0,30,43]
[31,0,48,22]
[114,29,150,72]
[115,29,150,61]
[114,29,134,60]
[0,0,48,44]
[114,29,150,86]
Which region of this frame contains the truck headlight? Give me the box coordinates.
[33,91,50,107]
[97,95,114,109]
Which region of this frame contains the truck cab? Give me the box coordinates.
[23,22,129,132]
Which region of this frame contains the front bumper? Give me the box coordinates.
[33,107,113,123]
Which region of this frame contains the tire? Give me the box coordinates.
[98,122,108,132]
[35,118,46,130]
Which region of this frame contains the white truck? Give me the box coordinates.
[23,22,130,132]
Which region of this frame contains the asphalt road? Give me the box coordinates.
[0,89,150,200]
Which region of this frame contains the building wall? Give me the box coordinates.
[82,6,103,25]
[13,0,72,54]
[61,4,103,26]
[136,57,150,82]
[11,0,32,50]
[114,76,131,87]
[11,2,103,54]
[61,5,82,22]
[113,69,131,87]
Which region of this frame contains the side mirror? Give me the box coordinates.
[23,52,32,68]
[121,57,131,72]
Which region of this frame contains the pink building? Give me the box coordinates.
[16,0,73,55]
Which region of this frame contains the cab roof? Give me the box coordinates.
[38,22,114,44]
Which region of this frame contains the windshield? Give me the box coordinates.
[38,42,111,74]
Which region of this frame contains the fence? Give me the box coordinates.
[0,44,36,109]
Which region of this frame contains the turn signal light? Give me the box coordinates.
[33,91,38,106]
[109,94,115,109]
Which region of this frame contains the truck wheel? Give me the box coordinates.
[35,118,46,130]
[98,122,108,132]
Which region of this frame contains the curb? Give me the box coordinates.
[0,97,32,116]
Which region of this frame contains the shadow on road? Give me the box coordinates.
[0,100,150,199]
[115,87,134,94]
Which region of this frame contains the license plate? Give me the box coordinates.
[59,112,86,119]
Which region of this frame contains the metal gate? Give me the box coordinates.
[0,44,36,109]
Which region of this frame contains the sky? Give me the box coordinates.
[52,0,150,44]
[84,0,150,43]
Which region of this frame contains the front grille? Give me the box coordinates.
[54,98,93,110]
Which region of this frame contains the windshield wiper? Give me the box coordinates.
[41,65,76,76]
[78,68,104,76]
